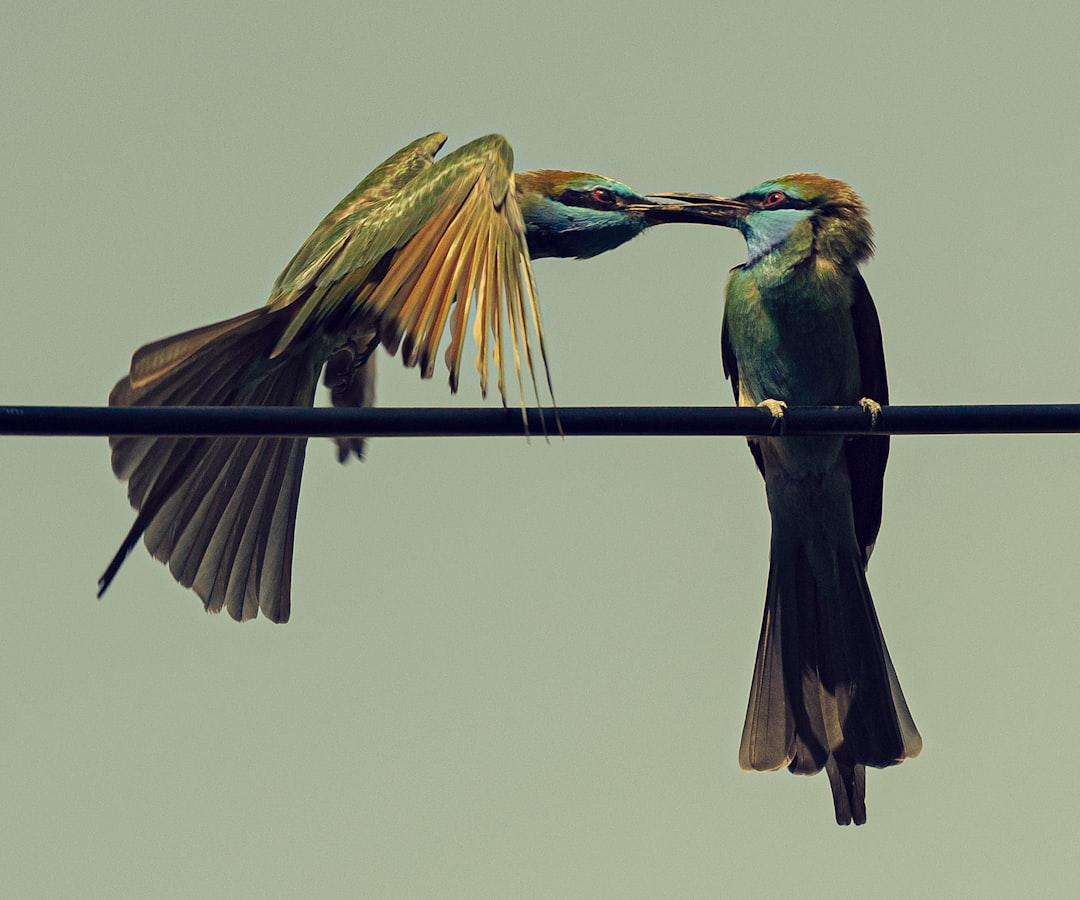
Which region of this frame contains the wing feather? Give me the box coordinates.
[103,132,556,622]
[414,216,478,379]
[444,210,490,393]
[721,273,767,478]
[846,270,889,561]
[276,133,553,413]
[396,200,471,366]
[520,248,555,425]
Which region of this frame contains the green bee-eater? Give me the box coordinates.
[100,132,724,623]
[662,175,922,824]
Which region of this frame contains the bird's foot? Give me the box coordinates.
[859,397,883,428]
[757,398,788,434]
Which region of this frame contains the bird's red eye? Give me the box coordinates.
[764,191,787,207]
[592,187,615,206]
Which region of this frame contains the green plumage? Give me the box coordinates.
[268,133,516,358]
[666,174,921,824]
[99,132,729,623]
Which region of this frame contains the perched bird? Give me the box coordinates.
[99,132,724,624]
[660,175,921,824]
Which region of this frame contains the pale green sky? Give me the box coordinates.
[4,1,1080,897]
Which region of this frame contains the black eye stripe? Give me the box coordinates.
[557,188,619,209]
[749,195,814,211]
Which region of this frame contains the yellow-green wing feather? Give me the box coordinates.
[266,132,553,412]
[268,132,448,306]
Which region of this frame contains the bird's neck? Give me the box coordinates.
[742,209,814,267]
[740,214,817,290]
[742,214,870,292]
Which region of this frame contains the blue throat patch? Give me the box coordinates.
[741,208,813,264]
[522,198,645,260]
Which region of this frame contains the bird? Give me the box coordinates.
[99,132,726,624]
[658,175,922,824]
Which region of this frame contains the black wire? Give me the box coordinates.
[3,404,1080,437]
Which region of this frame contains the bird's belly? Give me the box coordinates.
[735,341,859,410]
[761,438,851,500]
[728,273,862,409]
[755,432,848,482]
[736,343,856,478]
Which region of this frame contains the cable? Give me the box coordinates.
[3,404,1080,437]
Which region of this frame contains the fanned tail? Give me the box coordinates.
[739,514,921,825]
[100,307,322,623]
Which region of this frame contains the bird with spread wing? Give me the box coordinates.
[100,132,725,623]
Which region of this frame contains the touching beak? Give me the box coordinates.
[641,192,753,227]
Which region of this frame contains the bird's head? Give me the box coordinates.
[655,174,873,268]
[515,170,728,260]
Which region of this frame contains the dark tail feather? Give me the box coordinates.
[740,526,921,824]
[100,307,321,623]
[826,751,866,826]
[98,516,153,599]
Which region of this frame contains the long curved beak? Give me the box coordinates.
[643,193,753,227]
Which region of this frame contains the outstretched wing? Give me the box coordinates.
[267,131,449,312]
[268,133,553,415]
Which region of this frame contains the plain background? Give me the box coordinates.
[3,2,1079,897]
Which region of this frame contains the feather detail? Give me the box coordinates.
[262,133,553,419]
[739,478,921,823]
[100,308,319,622]
[105,134,664,619]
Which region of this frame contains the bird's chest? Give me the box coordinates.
[724,265,861,408]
